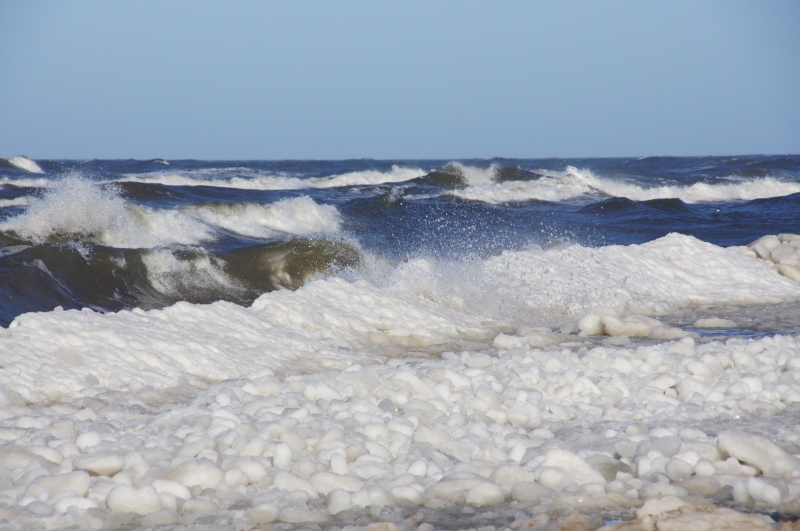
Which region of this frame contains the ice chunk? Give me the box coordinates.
[533,449,606,490]
[169,459,225,489]
[74,453,124,477]
[325,489,353,515]
[717,430,800,478]
[33,471,90,497]
[107,485,162,515]
[464,481,504,507]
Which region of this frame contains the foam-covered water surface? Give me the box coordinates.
[1,156,800,529]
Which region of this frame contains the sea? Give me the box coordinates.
[2,155,800,330]
[1,154,800,529]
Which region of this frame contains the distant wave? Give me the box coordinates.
[117,165,425,190]
[0,198,30,209]
[0,156,44,174]
[449,165,800,204]
[0,176,50,188]
[186,196,343,239]
[0,177,345,248]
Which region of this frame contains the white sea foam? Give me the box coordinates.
[0,177,215,248]
[0,234,800,528]
[452,165,800,204]
[188,196,342,238]
[119,165,425,190]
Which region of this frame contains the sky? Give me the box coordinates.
[1,1,798,160]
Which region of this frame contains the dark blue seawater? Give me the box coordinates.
[1,155,799,328]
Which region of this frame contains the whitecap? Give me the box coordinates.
[0,176,215,248]
[187,196,342,238]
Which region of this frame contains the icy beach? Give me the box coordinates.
[2,156,800,529]
[2,231,800,529]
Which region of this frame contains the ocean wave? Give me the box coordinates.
[449,166,603,203]
[0,156,44,174]
[0,237,363,325]
[186,196,342,239]
[0,176,51,188]
[450,165,800,204]
[0,177,346,248]
[0,177,215,248]
[0,197,30,209]
[117,164,425,190]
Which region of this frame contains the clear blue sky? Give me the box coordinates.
[1,1,798,160]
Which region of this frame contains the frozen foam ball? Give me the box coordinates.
[390,485,423,506]
[182,498,220,515]
[151,479,191,500]
[780,263,800,282]
[746,477,783,506]
[107,485,162,515]
[535,468,575,491]
[577,307,617,336]
[693,459,716,477]
[465,482,504,507]
[489,464,538,488]
[665,457,694,482]
[28,446,63,466]
[651,435,682,458]
[310,472,364,496]
[272,442,292,469]
[602,314,660,338]
[717,430,800,478]
[325,489,352,515]
[75,431,102,450]
[246,502,279,524]
[536,449,606,488]
[732,351,758,371]
[230,460,266,485]
[74,453,124,477]
[34,471,91,497]
[749,235,781,259]
[169,459,225,490]
[54,496,98,514]
[511,481,551,502]
[634,495,690,518]
[273,471,318,498]
[224,469,249,489]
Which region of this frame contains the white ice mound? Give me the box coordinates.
[251,277,503,349]
[477,233,800,322]
[5,156,44,174]
[748,234,800,283]
[0,277,502,403]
